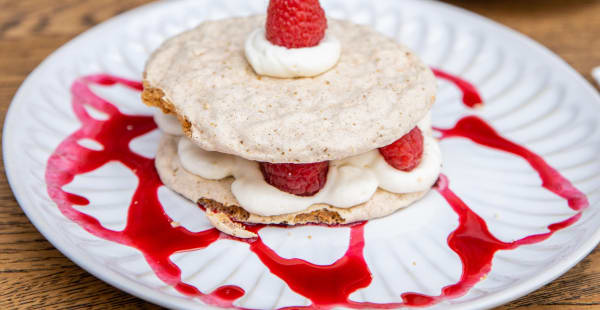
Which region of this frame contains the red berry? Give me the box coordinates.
[266,0,327,48]
[260,161,329,196]
[379,127,424,172]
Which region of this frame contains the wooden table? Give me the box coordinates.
[1,0,599,309]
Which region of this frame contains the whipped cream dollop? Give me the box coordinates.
[156,110,442,217]
[244,28,341,78]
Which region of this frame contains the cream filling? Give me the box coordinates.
[154,111,183,136]
[156,111,441,217]
[244,28,341,78]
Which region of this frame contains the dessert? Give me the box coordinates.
[42,1,590,306]
[142,0,439,238]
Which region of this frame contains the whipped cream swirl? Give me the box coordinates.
[244,28,341,78]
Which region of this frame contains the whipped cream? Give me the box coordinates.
[162,112,442,217]
[154,112,183,136]
[244,28,341,78]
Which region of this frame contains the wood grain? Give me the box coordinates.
[0,0,599,309]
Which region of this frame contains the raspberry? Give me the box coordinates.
[379,127,424,172]
[260,161,329,196]
[266,0,327,48]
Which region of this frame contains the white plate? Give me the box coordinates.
[4,0,600,309]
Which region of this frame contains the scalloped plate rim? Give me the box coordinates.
[3,0,600,309]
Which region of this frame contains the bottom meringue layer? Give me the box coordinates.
[155,112,442,217]
[155,134,429,238]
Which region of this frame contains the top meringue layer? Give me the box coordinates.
[143,16,436,163]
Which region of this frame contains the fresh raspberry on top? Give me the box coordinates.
[260,161,329,196]
[266,0,327,48]
[379,127,424,172]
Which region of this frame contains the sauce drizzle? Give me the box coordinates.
[44,70,587,309]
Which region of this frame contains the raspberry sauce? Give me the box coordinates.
[44,71,588,309]
[435,116,588,211]
[45,75,230,307]
[432,68,483,108]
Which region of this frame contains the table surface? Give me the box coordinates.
[1,0,599,309]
